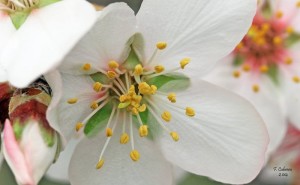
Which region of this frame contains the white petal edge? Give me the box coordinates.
[134,0,256,77]
[153,79,269,184]
[2,0,97,88]
[69,122,173,185]
[60,3,136,75]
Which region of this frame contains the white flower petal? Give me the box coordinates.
[60,3,136,75]
[205,57,286,157]
[69,125,173,185]
[50,74,96,142]
[154,79,269,184]
[2,0,97,88]
[134,0,256,77]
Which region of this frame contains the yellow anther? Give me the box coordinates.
[170,132,179,142]
[106,128,113,137]
[67,98,78,104]
[138,104,147,112]
[82,63,91,71]
[154,65,165,73]
[90,101,99,110]
[285,57,293,65]
[232,71,241,78]
[138,82,152,95]
[276,11,283,19]
[168,93,176,103]
[120,133,130,144]
[156,42,167,50]
[139,125,148,137]
[243,64,251,72]
[293,76,300,83]
[273,36,282,45]
[286,26,294,34]
[161,111,172,122]
[262,23,270,32]
[108,60,119,69]
[75,122,84,132]
[252,84,260,93]
[131,107,138,115]
[134,64,143,75]
[236,42,244,50]
[259,65,269,73]
[180,58,191,69]
[296,1,300,8]
[119,95,127,102]
[107,71,117,79]
[96,159,105,169]
[93,82,103,92]
[130,150,140,161]
[185,107,195,117]
[150,85,157,94]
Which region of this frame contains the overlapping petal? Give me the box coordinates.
[153,79,269,184]
[59,3,136,75]
[1,0,96,88]
[69,125,173,185]
[134,0,256,77]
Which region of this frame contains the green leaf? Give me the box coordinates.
[285,33,300,47]
[267,64,279,85]
[90,73,110,84]
[123,48,141,70]
[233,54,244,67]
[84,102,113,137]
[9,11,30,29]
[147,73,190,92]
[38,0,61,8]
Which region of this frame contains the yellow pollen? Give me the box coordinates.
[75,122,84,132]
[262,23,270,32]
[232,71,241,78]
[156,42,167,50]
[185,107,195,117]
[161,111,172,122]
[138,104,147,112]
[134,64,143,75]
[297,1,300,8]
[93,82,103,92]
[106,128,113,137]
[130,150,140,161]
[170,132,179,142]
[180,58,191,69]
[276,11,283,19]
[259,65,269,73]
[138,82,156,95]
[96,159,105,169]
[286,26,294,34]
[285,57,293,65]
[131,107,139,115]
[273,36,282,45]
[139,125,148,137]
[243,64,251,72]
[293,76,300,83]
[120,133,130,144]
[167,93,176,103]
[107,71,117,79]
[90,101,99,110]
[67,98,78,104]
[154,65,165,73]
[252,84,260,93]
[108,60,119,69]
[82,63,91,71]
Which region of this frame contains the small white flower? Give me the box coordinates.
[47,1,269,185]
[0,0,97,88]
[206,0,300,157]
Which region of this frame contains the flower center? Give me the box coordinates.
[67,42,195,169]
[0,0,38,12]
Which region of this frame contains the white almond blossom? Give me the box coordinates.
[0,0,97,88]
[47,1,269,185]
[206,0,300,157]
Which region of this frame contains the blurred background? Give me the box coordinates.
[0,0,296,185]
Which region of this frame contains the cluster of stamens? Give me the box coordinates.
[66,42,196,170]
[0,0,38,12]
[232,2,300,93]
